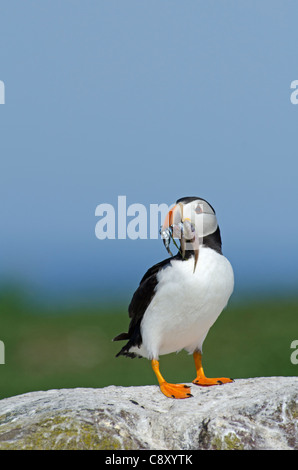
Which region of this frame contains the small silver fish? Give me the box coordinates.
[160,226,174,256]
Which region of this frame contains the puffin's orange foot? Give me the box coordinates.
[192,376,234,387]
[159,381,193,399]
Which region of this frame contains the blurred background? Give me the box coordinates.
[0,1,297,399]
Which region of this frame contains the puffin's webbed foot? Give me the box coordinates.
[192,351,234,387]
[193,376,234,386]
[160,381,192,399]
[151,359,193,399]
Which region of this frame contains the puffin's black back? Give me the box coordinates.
[113,255,175,357]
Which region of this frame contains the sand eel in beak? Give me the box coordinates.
[113,196,234,399]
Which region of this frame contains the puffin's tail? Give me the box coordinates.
[113,332,129,342]
[112,331,142,359]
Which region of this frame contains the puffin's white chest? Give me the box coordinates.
[139,247,234,359]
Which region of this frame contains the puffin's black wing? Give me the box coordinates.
[113,256,175,358]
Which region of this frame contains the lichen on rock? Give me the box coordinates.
[0,377,297,450]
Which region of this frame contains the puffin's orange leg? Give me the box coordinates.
[192,351,234,386]
[151,359,192,399]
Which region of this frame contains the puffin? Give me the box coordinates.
[113,196,234,399]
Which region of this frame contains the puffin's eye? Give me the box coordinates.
[195,204,203,214]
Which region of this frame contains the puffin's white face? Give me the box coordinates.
[160,197,218,271]
[179,199,218,239]
[162,197,218,241]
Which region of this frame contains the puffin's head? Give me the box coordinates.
[160,196,220,271]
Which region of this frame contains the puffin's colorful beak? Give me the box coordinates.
[161,204,179,232]
[161,203,199,272]
[160,204,179,256]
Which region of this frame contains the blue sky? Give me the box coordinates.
[0,1,297,303]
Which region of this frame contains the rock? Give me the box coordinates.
[0,377,297,450]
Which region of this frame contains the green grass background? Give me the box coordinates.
[0,288,297,399]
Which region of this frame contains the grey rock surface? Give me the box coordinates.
[0,377,297,450]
